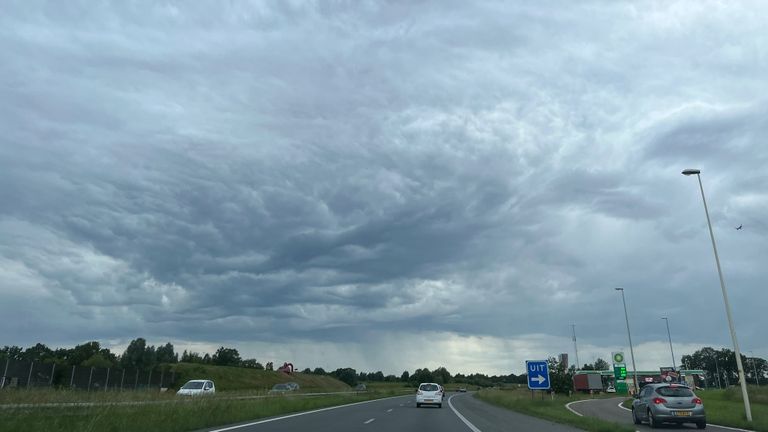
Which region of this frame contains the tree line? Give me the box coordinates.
[0,339,261,371]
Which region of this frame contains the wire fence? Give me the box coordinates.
[0,359,176,391]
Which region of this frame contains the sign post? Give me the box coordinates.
[526,360,550,391]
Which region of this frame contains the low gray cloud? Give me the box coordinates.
[1,0,766,374]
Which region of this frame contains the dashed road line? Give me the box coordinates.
[364,418,375,424]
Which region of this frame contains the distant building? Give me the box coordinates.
[558,353,569,368]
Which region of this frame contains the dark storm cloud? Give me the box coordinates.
[1,1,767,372]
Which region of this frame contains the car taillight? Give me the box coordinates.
[653,397,667,405]
[692,397,703,405]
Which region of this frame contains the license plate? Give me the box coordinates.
[673,411,692,416]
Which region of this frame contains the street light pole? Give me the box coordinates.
[682,169,752,422]
[572,324,580,371]
[615,287,639,395]
[714,356,722,389]
[749,351,760,387]
[662,317,677,373]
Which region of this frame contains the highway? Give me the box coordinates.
[201,392,580,432]
[568,397,752,431]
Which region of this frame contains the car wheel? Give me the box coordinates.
[647,409,659,429]
[696,421,706,429]
[438,403,442,408]
[416,403,421,408]
[632,408,641,425]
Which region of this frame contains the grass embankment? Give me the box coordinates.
[170,363,351,393]
[620,386,768,431]
[0,363,376,432]
[476,388,635,432]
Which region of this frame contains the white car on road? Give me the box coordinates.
[416,382,444,408]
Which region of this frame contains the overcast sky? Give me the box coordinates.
[1,1,766,376]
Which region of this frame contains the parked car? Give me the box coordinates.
[458,387,467,393]
[355,383,367,391]
[606,385,616,393]
[269,383,294,394]
[416,382,443,408]
[176,380,215,396]
[285,382,300,391]
[631,383,706,429]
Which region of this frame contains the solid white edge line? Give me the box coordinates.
[579,397,756,432]
[448,394,482,432]
[364,418,375,424]
[563,399,587,416]
[207,395,406,432]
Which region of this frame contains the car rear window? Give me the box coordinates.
[419,384,439,391]
[656,386,694,397]
[182,381,204,389]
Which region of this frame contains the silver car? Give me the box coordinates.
[631,383,706,429]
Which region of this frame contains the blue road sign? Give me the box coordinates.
[526,360,550,390]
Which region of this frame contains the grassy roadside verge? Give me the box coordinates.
[620,386,768,431]
[2,392,390,432]
[476,389,635,432]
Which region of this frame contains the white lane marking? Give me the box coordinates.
[564,399,588,416]
[207,395,407,432]
[448,394,482,432]
[364,418,375,424]
[578,398,756,432]
[387,408,393,412]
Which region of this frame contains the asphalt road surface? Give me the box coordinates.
[200,392,581,432]
[568,397,751,431]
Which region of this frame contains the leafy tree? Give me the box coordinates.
[331,368,358,386]
[22,343,54,363]
[432,367,452,384]
[212,347,242,366]
[313,367,326,375]
[121,338,149,369]
[410,368,434,385]
[400,370,410,382]
[82,352,114,368]
[0,346,23,361]
[682,347,765,386]
[156,343,177,364]
[242,359,261,368]
[71,342,103,366]
[594,358,609,371]
[181,350,205,363]
[265,361,273,371]
[547,357,573,394]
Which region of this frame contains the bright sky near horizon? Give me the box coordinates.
[1,0,767,376]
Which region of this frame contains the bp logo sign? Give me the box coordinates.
[612,352,625,364]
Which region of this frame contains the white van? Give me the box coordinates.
[176,380,216,396]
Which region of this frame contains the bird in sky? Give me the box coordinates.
[736,225,743,230]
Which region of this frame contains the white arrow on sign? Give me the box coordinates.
[534,374,546,385]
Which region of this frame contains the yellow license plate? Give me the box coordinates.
[673,411,692,416]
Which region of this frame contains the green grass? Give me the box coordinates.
[621,386,768,431]
[476,388,635,432]
[1,392,388,432]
